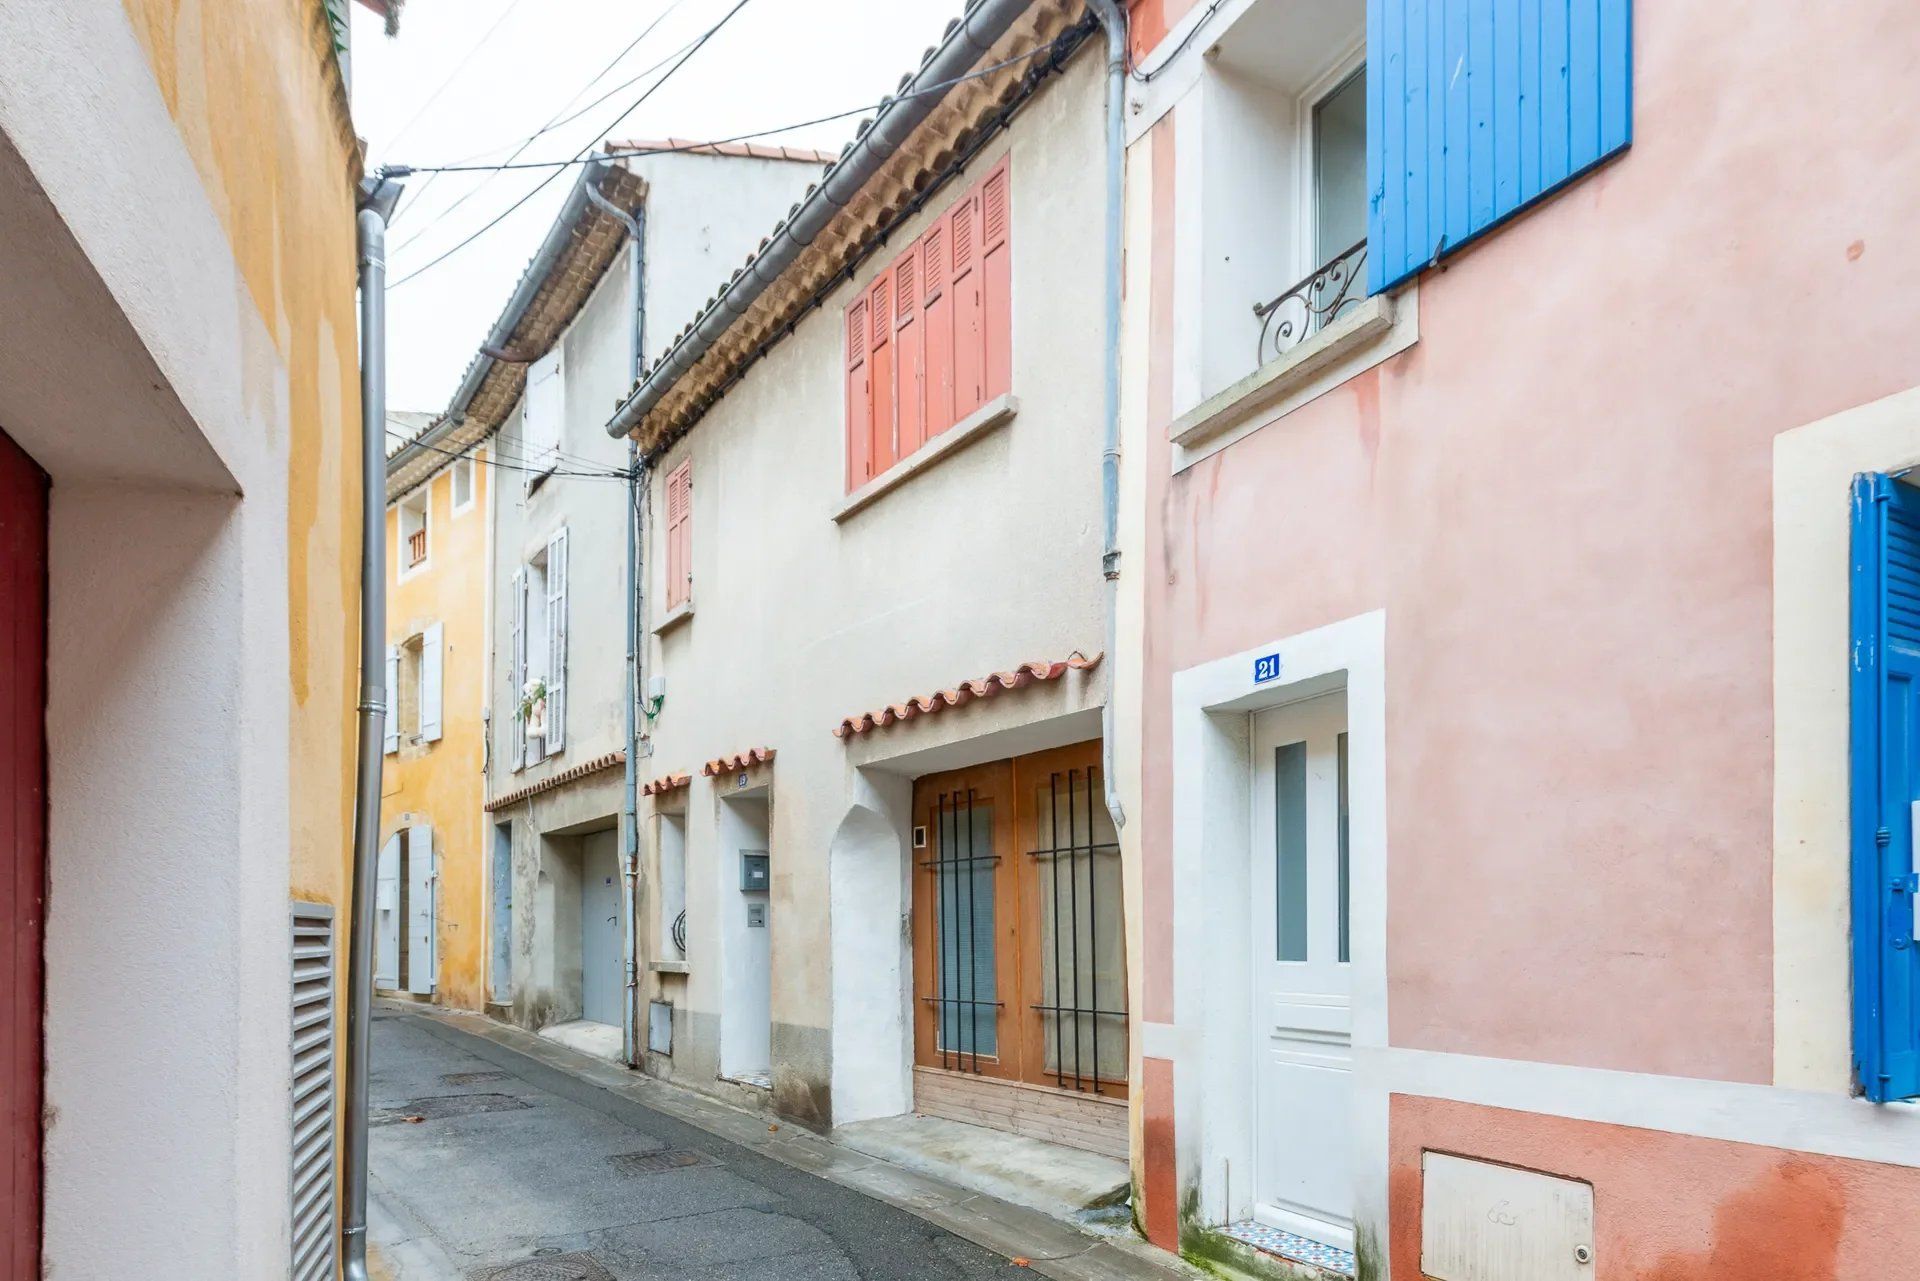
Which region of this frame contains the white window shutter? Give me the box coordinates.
[545,527,568,754]
[420,621,444,743]
[508,569,525,771]
[383,646,399,754]
[406,825,435,994]
[526,349,563,469]
[374,834,400,988]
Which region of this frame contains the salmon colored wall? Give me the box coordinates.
[1129,0,1200,65]
[1142,0,1920,1085]
[1390,1095,1920,1280]
[382,457,493,1011]
[118,0,363,914]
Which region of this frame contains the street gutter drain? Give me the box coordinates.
[441,1070,512,1086]
[372,1093,531,1124]
[470,1253,614,1281]
[608,1148,717,1174]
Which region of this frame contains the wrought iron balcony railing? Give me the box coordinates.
[1254,239,1367,368]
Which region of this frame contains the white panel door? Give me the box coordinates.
[1251,692,1352,1250]
[407,825,435,995]
[375,834,400,989]
[579,831,622,1026]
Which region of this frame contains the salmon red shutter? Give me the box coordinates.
[664,461,692,610]
[949,184,984,421]
[893,242,925,459]
[979,158,1012,403]
[845,299,871,491]
[921,222,954,438]
[868,274,896,476]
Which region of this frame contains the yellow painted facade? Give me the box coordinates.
[117,0,364,910]
[383,454,494,1011]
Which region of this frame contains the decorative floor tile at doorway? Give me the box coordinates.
[721,1069,773,1091]
[1222,1221,1356,1277]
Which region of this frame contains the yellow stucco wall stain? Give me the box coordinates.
[117,0,364,914]
[383,458,494,1012]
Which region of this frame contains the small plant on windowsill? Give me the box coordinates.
[517,679,548,739]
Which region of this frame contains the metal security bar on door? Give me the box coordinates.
[1031,766,1125,1094]
[924,789,1001,1072]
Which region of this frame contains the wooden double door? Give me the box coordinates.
[910,740,1127,1099]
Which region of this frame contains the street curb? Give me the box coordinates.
[379,1001,1204,1281]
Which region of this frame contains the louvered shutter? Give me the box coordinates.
[920,222,955,438]
[868,274,896,475]
[665,462,692,610]
[509,568,526,771]
[289,903,336,1281]
[374,835,400,988]
[407,826,435,994]
[979,159,1012,402]
[1850,472,1920,1102]
[949,185,985,420]
[383,645,399,754]
[893,243,925,459]
[845,300,871,490]
[1367,0,1632,293]
[419,620,444,743]
[544,528,568,754]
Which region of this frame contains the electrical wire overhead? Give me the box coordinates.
[388,0,746,281]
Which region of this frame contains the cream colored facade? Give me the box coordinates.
[632,47,1111,1132]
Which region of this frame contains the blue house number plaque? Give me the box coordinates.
[1253,653,1281,685]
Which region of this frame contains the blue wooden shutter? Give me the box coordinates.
[1367,0,1633,294]
[1850,471,1920,1102]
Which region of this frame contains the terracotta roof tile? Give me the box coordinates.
[700,747,776,777]
[833,653,1102,740]
[485,750,625,811]
[641,771,691,797]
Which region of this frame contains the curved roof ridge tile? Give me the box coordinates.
[833,652,1101,740]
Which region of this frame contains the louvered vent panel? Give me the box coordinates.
[982,170,1008,245]
[895,253,916,321]
[1892,509,1920,646]
[869,279,890,348]
[290,903,337,1281]
[952,200,975,268]
[847,300,867,359]
[922,229,944,291]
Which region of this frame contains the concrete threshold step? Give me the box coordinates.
[381,1001,1206,1281]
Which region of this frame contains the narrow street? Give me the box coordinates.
[365,1007,1078,1281]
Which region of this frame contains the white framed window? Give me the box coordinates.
[657,813,687,962]
[511,526,568,768]
[397,491,429,579]
[451,454,475,513]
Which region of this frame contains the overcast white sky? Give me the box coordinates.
[350,0,959,411]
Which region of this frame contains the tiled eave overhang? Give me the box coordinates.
[701,748,776,777]
[834,653,1101,739]
[385,163,648,503]
[641,771,691,797]
[617,0,1087,457]
[484,750,626,811]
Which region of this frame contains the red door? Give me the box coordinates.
[0,427,46,1277]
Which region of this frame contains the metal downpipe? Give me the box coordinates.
[343,174,402,1281]
[586,177,647,1069]
[1084,0,1128,832]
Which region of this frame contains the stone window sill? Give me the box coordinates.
[831,392,1019,523]
[1169,288,1418,463]
[652,600,694,637]
[649,959,690,975]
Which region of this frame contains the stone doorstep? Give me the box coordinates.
[381,1001,1206,1281]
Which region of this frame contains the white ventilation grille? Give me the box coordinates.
[290,902,338,1281]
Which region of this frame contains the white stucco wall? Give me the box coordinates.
[637,50,1108,1128]
[487,152,829,1026]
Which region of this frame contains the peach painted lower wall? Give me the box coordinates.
[1141,1056,1179,1250]
[1390,1095,1920,1281]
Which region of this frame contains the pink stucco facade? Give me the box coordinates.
[1130,0,1920,1274]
